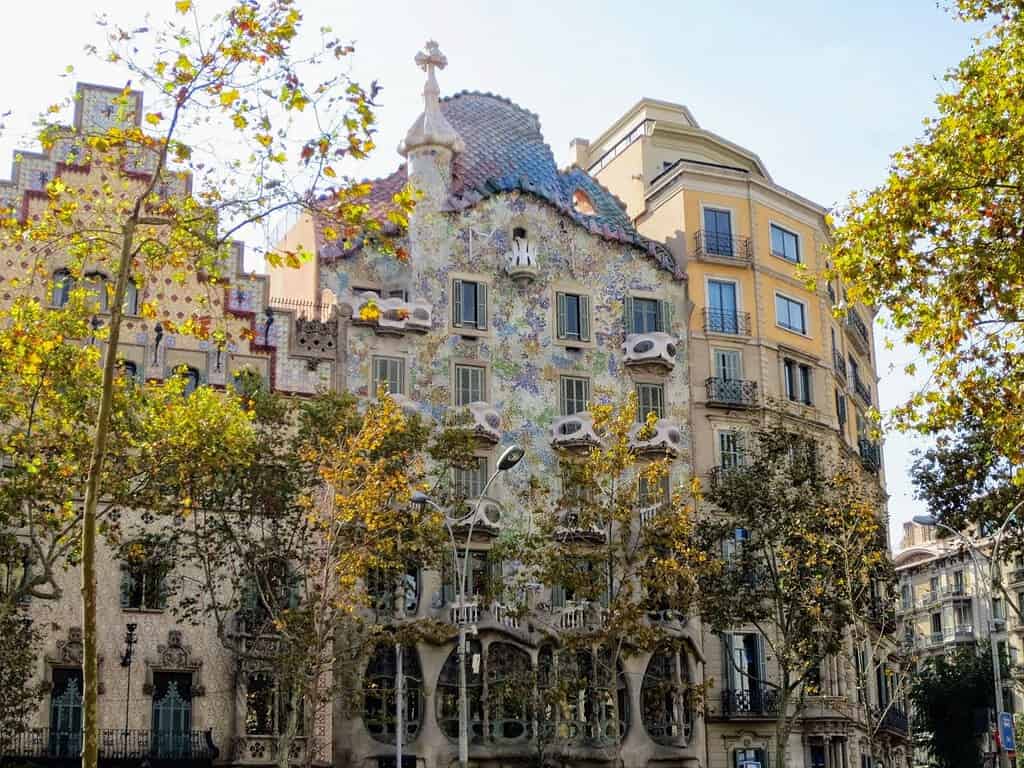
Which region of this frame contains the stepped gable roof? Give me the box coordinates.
[321,91,679,277]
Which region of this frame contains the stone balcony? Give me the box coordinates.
[629,419,684,457]
[504,237,539,284]
[622,332,677,373]
[231,735,312,766]
[452,401,502,444]
[342,291,432,334]
[551,412,602,451]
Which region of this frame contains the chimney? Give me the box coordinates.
[569,137,591,169]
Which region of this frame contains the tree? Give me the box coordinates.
[694,425,890,768]
[0,609,40,735]
[909,641,994,768]
[0,2,414,765]
[830,0,1024,472]
[148,389,454,768]
[507,394,704,763]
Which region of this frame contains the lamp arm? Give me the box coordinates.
[459,468,502,604]
[990,499,1023,584]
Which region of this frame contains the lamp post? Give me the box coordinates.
[412,444,525,768]
[120,623,138,756]
[914,505,1022,768]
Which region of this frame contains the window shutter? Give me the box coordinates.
[623,296,635,335]
[579,295,591,342]
[559,377,568,416]
[551,584,565,609]
[556,292,567,340]
[723,634,736,689]
[452,279,463,327]
[120,568,134,608]
[476,283,488,330]
[657,299,673,334]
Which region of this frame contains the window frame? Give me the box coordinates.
[782,357,813,406]
[371,356,406,398]
[769,222,801,263]
[559,375,591,416]
[775,292,808,336]
[555,290,592,345]
[718,429,746,469]
[701,204,735,257]
[453,455,489,499]
[624,294,674,335]
[451,276,489,334]
[635,382,666,422]
[453,363,487,406]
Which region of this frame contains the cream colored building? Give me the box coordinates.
[895,521,1024,715]
[574,99,906,768]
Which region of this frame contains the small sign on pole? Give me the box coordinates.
[998,711,1016,754]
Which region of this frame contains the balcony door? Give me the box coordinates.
[708,280,738,333]
[704,208,733,256]
[152,672,193,758]
[726,633,763,712]
[49,668,83,757]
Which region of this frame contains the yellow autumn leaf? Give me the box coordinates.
[219,89,240,107]
[175,0,192,12]
[255,133,273,148]
[323,166,336,178]
[145,112,162,126]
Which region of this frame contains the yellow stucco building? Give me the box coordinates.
[574,99,901,768]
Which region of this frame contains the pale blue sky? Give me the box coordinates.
[0,1,984,547]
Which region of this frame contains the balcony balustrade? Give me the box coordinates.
[705,377,758,408]
[0,729,217,765]
[720,688,779,717]
[845,310,871,352]
[858,438,881,473]
[694,230,753,263]
[878,707,910,737]
[832,349,847,380]
[703,308,752,336]
[449,600,480,626]
[853,375,873,406]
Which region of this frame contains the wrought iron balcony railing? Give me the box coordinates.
[703,308,752,336]
[832,349,847,380]
[853,375,872,406]
[845,311,871,352]
[878,707,910,737]
[858,438,881,473]
[0,728,217,763]
[694,230,753,262]
[720,688,779,717]
[705,377,758,407]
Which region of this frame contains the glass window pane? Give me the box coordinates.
[565,294,580,338]
[461,281,478,326]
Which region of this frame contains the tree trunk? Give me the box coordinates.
[81,227,135,768]
[276,675,303,768]
[774,682,790,768]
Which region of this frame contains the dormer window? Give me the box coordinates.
[572,189,596,216]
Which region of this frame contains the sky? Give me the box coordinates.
[0,1,985,548]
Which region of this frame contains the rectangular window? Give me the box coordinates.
[835,389,847,426]
[714,348,742,381]
[624,296,672,334]
[638,473,670,508]
[770,223,800,263]
[952,570,965,594]
[783,358,813,405]
[776,293,807,334]
[445,550,497,600]
[453,456,488,499]
[993,597,1004,620]
[931,612,942,636]
[120,557,168,610]
[556,292,591,342]
[454,364,486,406]
[636,383,665,422]
[451,279,487,330]
[372,356,405,397]
[703,207,733,256]
[719,430,745,469]
[707,280,740,333]
[559,376,590,416]
[735,748,766,768]
[954,600,973,628]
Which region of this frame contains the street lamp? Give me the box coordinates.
[412,443,525,768]
[913,504,1022,768]
[120,623,138,756]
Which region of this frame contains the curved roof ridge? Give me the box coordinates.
[442,89,542,132]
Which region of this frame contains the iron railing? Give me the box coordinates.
[703,308,751,336]
[832,350,847,380]
[0,728,217,761]
[878,707,909,736]
[721,688,779,717]
[859,438,881,473]
[705,377,758,407]
[845,311,870,351]
[853,375,872,406]
[694,230,753,262]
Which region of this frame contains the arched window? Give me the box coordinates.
[123,279,139,315]
[641,647,693,745]
[48,668,83,757]
[52,269,75,308]
[362,644,423,744]
[437,640,483,742]
[567,649,629,745]
[152,672,192,758]
[487,643,533,743]
[572,189,596,216]
[180,367,201,396]
[83,272,109,312]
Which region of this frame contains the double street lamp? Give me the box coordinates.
[412,444,525,768]
[914,501,1022,768]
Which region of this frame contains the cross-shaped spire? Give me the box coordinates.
[399,40,463,157]
[415,40,447,80]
